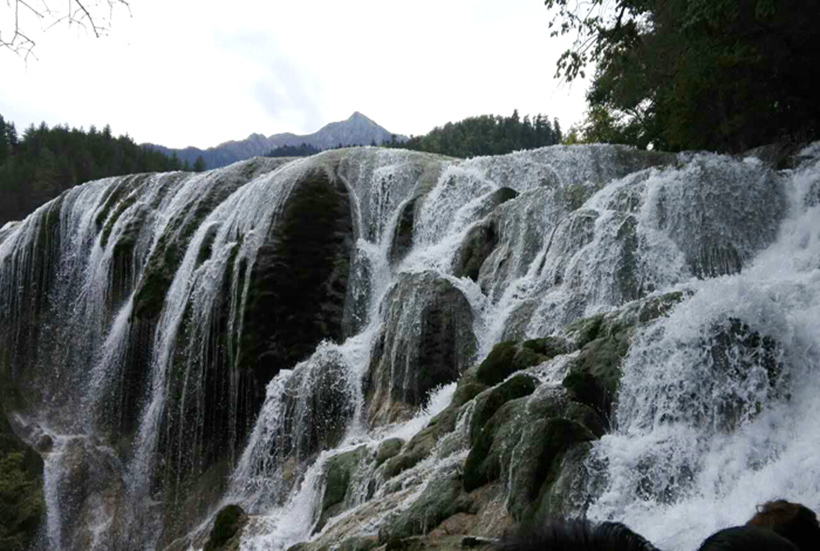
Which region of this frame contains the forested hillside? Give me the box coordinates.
[388,111,563,158]
[0,115,184,226]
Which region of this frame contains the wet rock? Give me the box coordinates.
[653,155,785,278]
[317,446,368,532]
[469,374,538,445]
[204,504,247,551]
[239,165,355,400]
[376,438,405,468]
[337,536,380,551]
[380,473,473,542]
[696,318,785,431]
[454,188,519,282]
[561,293,686,422]
[528,442,594,521]
[563,318,634,420]
[463,386,603,510]
[390,195,422,266]
[475,337,570,387]
[367,272,476,425]
[281,351,356,463]
[456,220,500,282]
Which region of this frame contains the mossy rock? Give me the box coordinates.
[367,272,477,425]
[463,397,528,492]
[463,387,604,495]
[637,291,685,323]
[317,446,368,532]
[563,323,633,420]
[457,220,499,281]
[380,474,473,542]
[337,536,380,551]
[239,166,354,398]
[376,438,405,468]
[469,374,538,445]
[382,399,465,480]
[390,195,422,266]
[505,419,596,520]
[530,442,594,521]
[566,313,607,349]
[475,337,570,387]
[204,504,247,551]
[383,425,438,480]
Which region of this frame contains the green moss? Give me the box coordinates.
[204,504,246,551]
[95,179,131,228]
[475,338,568,387]
[376,438,404,468]
[638,291,685,323]
[380,474,472,542]
[522,337,572,357]
[511,419,596,521]
[567,313,606,348]
[470,374,538,445]
[317,446,367,531]
[100,195,137,248]
[463,398,526,492]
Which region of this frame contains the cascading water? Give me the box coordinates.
[1,143,818,551]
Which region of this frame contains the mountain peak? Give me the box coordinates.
[348,111,371,122]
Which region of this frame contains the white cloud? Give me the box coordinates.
[0,0,589,149]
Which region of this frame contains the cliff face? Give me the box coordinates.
[1,143,818,551]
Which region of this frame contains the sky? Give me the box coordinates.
[0,0,589,150]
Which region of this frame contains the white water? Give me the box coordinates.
[586,148,820,550]
[1,145,818,551]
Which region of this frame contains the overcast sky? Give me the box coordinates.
[0,0,589,149]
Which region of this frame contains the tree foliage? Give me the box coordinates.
[0,114,181,226]
[548,0,820,152]
[387,111,563,159]
[265,143,322,158]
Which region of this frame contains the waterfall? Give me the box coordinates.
[1,144,818,551]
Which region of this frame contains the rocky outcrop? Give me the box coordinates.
[203,504,247,551]
[280,352,356,465]
[367,272,476,425]
[239,165,355,420]
[317,446,369,532]
[462,387,602,521]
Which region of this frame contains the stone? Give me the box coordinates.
[380,473,473,542]
[316,446,368,532]
[469,374,538,445]
[367,272,476,425]
[474,337,570,387]
[204,504,247,551]
[376,439,405,468]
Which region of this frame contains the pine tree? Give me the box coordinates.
[193,156,206,172]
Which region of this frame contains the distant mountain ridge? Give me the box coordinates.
[143,112,407,169]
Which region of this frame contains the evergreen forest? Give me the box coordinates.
[0,115,188,226]
[386,111,563,158]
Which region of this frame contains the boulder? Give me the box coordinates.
[475,337,571,387]
[367,272,476,425]
[238,165,355,430]
[204,504,247,551]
